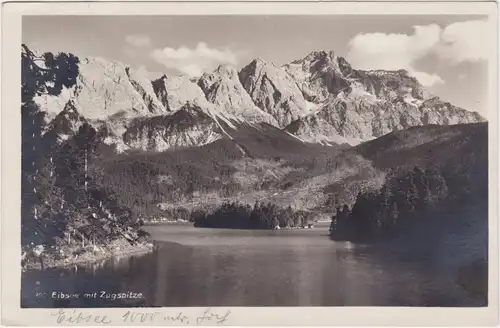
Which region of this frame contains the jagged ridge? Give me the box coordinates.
[23,44,486,153]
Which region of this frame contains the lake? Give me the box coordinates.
[21,221,487,307]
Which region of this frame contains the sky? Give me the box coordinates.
[23,15,490,117]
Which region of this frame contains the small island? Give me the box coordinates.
[192,201,317,230]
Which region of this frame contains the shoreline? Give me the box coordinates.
[22,242,155,272]
[143,220,192,226]
[191,221,330,230]
[22,221,330,272]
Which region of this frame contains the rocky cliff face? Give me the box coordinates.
[197,65,279,126]
[122,103,225,152]
[33,56,166,122]
[239,58,307,127]
[25,48,171,151]
[285,95,485,145]
[283,51,428,103]
[284,51,351,103]
[282,51,484,145]
[24,45,486,152]
[152,75,211,111]
[24,46,229,152]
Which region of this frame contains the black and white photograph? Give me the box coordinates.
[9,7,496,315]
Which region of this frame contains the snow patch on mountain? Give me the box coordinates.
[304,101,319,115]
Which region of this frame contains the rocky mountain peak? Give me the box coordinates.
[283,50,349,103]
[23,44,167,124]
[197,64,279,126]
[248,57,279,70]
[293,50,335,63]
[239,58,276,79]
[336,56,354,76]
[288,51,357,80]
[253,56,267,64]
[239,57,308,127]
[279,48,485,146]
[152,74,211,112]
[213,64,239,78]
[289,50,341,74]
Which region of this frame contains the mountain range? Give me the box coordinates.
[23,45,485,153]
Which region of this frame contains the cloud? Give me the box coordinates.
[151,42,239,77]
[435,20,489,64]
[410,71,444,86]
[346,20,488,86]
[125,34,152,48]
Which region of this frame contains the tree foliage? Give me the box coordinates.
[329,165,455,242]
[21,44,79,103]
[193,201,315,229]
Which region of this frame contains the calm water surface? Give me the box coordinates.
[22,221,487,307]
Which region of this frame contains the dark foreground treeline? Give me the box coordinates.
[193,201,316,229]
[329,163,488,243]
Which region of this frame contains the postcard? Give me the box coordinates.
[1,0,498,326]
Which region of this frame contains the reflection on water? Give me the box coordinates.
[21,222,487,307]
